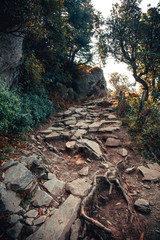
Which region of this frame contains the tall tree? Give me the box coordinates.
[100,0,160,99]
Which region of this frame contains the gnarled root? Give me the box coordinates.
[81,175,122,240]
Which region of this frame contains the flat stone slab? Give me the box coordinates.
[72,129,87,139]
[66,178,92,197]
[43,178,65,197]
[134,198,150,214]
[45,132,61,141]
[99,126,120,133]
[138,166,160,182]
[27,195,81,240]
[32,187,53,207]
[0,182,22,213]
[78,166,89,176]
[105,138,121,147]
[4,163,35,191]
[77,139,102,160]
[39,129,52,134]
[89,120,106,130]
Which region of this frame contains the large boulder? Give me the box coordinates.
[73,68,107,100]
[0,28,23,87]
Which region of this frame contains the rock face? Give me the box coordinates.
[0,29,23,87]
[27,195,81,240]
[74,68,107,100]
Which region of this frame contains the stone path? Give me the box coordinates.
[0,97,160,240]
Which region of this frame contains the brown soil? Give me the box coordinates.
[28,98,160,240]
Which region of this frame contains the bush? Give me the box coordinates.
[0,81,54,135]
[22,93,54,126]
[117,94,160,162]
[0,82,32,134]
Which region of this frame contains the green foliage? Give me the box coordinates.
[100,0,160,100]
[22,94,54,126]
[0,82,32,134]
[0,81,54,135]
[119,95,160,162]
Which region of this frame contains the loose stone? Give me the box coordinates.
[134,198,150,214]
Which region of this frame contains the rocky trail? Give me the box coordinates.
[0,97,160,240]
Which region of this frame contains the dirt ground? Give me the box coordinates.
[25,99,160,240]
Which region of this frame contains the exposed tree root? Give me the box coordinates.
[81,171,134,239]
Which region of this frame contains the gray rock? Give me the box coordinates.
[20,154,41,167]
[24,209,38,218]
[75,108,84,113]
[4,163,35,191]
[125,167,136,174]
[147,163,160,172]
[0,28,23,87]
[39,129,52,134]
[7,221,23,239]
[89,120,106,130]
[76,121,89,129]
[0,182,22,213]
[138,166,160,182]
[43,178,65,197]
[134,198,150,214]
[26,195,81,240]
[1,160,18,171]
[70,218,81,240]
[77,139,102,160]
[32,187,53,207]
[10,214,22,224]
[78,166,89,176]
[25,218,34,226]
[108,114,117,119]
[64,119,77,126]
[72,129,87,139]
[105,138,121,147]
[66,178,92,197]
[60,131,71,139]
[117,148,128,157]
[33,216,47,225]
[48,173,56,180]
[99,126,120,133]
[66,141,76,149]
[45,132,61,141]
[64,110,72,117]
[50,127,64,131]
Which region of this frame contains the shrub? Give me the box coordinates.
[0,81,54,135]
[22,93,54,126]
[117,94,160,162]
[0,82,32,134]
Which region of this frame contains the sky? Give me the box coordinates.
[91,0,160,90]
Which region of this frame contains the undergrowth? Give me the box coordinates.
[117,94,160,163]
